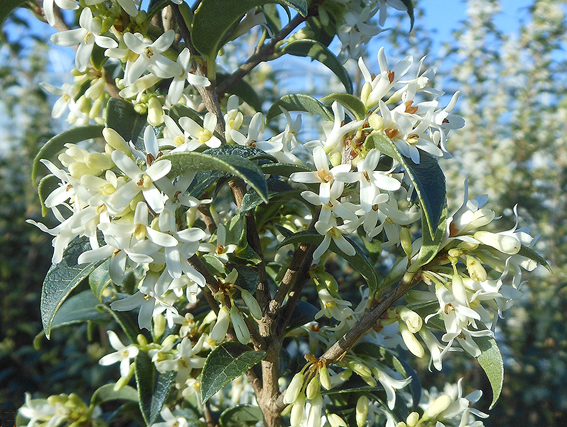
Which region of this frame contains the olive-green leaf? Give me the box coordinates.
[240,178,298,214]
[321,93,367,121]
[0,0,27,28]
[32,125,104,183]
[37,174,60,216]
[201,342,266,403]
[474,334,504,409]
[192,0,308,58]
[91,384,139,406]
[135,351,175,426]
[266,94,334,122]
[106,97,147,148]
[517,244,552,273]
[278,231,380,291]
[51,290,110,330]
[89,260,112,301]
[367,132,446,239]
[219,405,264,427]
[41,236,107,339]
[217,73,262,112]
[287,301,320,330]
[282,40,353,93]
[410,205,448,273]
[158,152,268,202]
[97,303,140,344]
[260,162,311,176]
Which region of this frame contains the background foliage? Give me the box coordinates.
[0,0,566,426]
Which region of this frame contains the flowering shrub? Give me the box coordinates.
[6,1,549,427]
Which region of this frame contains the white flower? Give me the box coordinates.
[99,330,139,377]
[152,407,188,427]
[40,82,79,119]
[231,112,282,153]
[86,0,140,17]
[313,216,358,263]
[43,0,78,27]
[176,112,222,151]
[50,8,118,72]
[123,30,182,85]
[156,337,206,387]
[167,48,210,105]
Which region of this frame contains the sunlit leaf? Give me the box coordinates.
[51,290,110,330]
[91,384,138,406]
[474,334,503,409]
[106,98,147,148]
[219,405,263,427]
[266,94,334,122]
[321,93,367,121]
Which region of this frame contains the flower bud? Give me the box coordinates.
[319,366,331,390]
[147,96,164,126]
[284,372,304,404]
[86,152,113,172]
[210,306,230,344]
[103,127,131,155]
[398,307,422,333]
[400,227,413,257]
[473,231,521,254]
[451,271,468,305]
[329,152,342,167]
[306,376,320,400]
[307,394,323,427]
[356,395,369,427]
[241,290,262,320]
[466,255,487,282]
[153,313,166,341]
[368,113,384,131]
[327,413,347,427]
[399,323,425,358]
[361,82,372,108]
[290,393,305,427]
[423,394,452,419]
[230,306,250,344]
[406,412,420,427]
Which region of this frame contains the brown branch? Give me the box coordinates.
[216,12,309,97]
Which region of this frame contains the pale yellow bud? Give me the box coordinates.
[473,230,521,254]
[103,127,131,155]
[284,373,304,404]
[153,313,166,340]
[399,323,425,358]
[329,152,342,167]
[368,113,384,131]
[290,393,305,427]
[327,413,347,427]
[466,255,487,282]
[400,227,413,257]
[319,366,331,390]
[241,290,263,320]
[230,306,250,345]
[356,395,369,427]
[306,376,320,400]
[147,97,164,126]
[361,82,372,108]
[406,412,420,427]
[210,306,230,344]
[423,394,452,419]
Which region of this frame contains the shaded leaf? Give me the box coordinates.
[135,351,175,426]
[321,93,367,120]
[0,0,27,28]
[266,94,333,122]
[158,152,268,202]
[287,301,320,330]
[106,98,147,148]
[192,0,308,58]
[32,125,104,183]
[220,405,263,427]
[41,236,107,339]
[282,40,353,93]
[410,205,448,273]
[37,174,60,216]
[97,302,140,344]
[240,177,298,214]
[260,162,311,176]
[517,244,552,273]
[201,342,266,403]
[91,384,139,406]
[217,73,262,111]
[367,132,446,239]
[89,260,112,301]
[51,290,110,330]
[400,0,415,31]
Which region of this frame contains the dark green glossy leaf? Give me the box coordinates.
[400,0,415,31]
[37,174,60,216]
[234,265,260,293]
[261,4,282,35]
[321,93,367,120]
[106,98,147,147]
[410,205,448,273]
[260,162,311,176]
[304,15,336,47]
[192,0,308,58]
[217,73,262,112]
[517,244,552,273]
[98,302,140,344]
[201,342,266,403]
[51,290,110,330]
[219,404,263,427]
[41,236,107,339]
[474,334,503,409]
[266,94,334,122]
[89,260,112,301]
[32,125,104,183]
[204,144,275,161]
[287,301,320,330]
[135,351,175,426]
[241,177,298,214]
[282,40,353,93]
[0,0,27,28]
[91,384,139,406]
[367,132,446,239]
[158,152,268,202]
[169,104,202,126]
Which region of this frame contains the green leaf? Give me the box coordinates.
[192,0,308,58]
[266,94,334,122]
[106,98,147,148]
[278,231,380,292]
[51,290,110,330]
[410,205,448,273]
[158,152,268,202]
[234,265,260,293]
[304,15,336,47]
[168,104,202,126]
[219,405,264,427]
[517,244,552,273]
[37,174,60,216]
[400,0,415,31]
[135,351,175,426]
[41,236,107,339]
[287,301,320,330]
[98,303,140,344]
[0,0,27,28]
[321,93,367,121]
[260,162,311,176]
[91,384,139,406]
[32,125,104,183]
[240,178,298,214]
[201,342,266,403]
[204,144,276,162]
[282,40,353,93]
[217,73,262,112]
[474,334,503,409]
[89,260,112,301]
[367,132,446,239]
